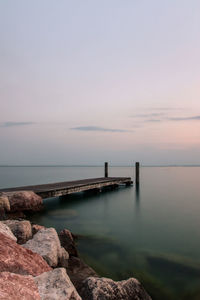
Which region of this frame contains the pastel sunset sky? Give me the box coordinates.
[0,0,200,165]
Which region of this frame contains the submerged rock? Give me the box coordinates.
[3,220,32,244]
[6,191,43,212]
[34,268,82,300]
[79,276,152,300]
[0,272,40,300]
[59,229,78,257]
[23,227,69,267]
[0,232,51,276]
[0,221,17,242]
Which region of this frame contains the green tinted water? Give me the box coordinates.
[1,166,200,299]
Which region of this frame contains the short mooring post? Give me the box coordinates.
[104,162,108,178]
[135,162,140,185]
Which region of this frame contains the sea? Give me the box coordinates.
[0,165,200,300]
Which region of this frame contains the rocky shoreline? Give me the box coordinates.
[0,191,151,300]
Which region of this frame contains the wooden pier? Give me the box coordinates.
[0,177,133,199]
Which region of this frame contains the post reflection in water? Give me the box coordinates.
[135,183,140,210]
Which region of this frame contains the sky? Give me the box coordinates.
[0,0,200,165]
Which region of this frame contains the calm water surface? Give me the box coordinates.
[1,166,200,299]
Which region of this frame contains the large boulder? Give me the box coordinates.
[0,222,17,242]
[0,272,40,300]
[58,229,78,257]
[79,277,152,300]
[23,227,69,267]
[6,191,43,212]
[0,193,10,212]
[34,268,82,300]
[3,220,32,244]
[0,232,51,276]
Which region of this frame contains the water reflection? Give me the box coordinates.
[135,183,140,211]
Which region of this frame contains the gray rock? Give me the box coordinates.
[3,220,32,244]
[0,221,17,242]
[34,268,82,300]
[23,227,69,267]
[79,277,152,300]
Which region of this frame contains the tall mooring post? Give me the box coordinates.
[104,162,108,178]
[135,162,140,185]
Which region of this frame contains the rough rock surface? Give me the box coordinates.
[68,256,98,293]
[79,277,152,300]
[0,222,17,242]
[0,232,51,276]
[32,223,45,235]
[6,191,43,212]
[3,220,32,244]
[0,272,40,300]
[59,229,78,257]
[23,227,69,267]
[34,268,82,300]
[58,247,69,268]
[0,194,10,212]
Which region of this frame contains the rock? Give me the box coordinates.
[58,229,78,257]
[67,256,98,293]
[0,232,51,276]
[6,211,27,220]
[3,220,32,244]
[79,277,152,300]
[0,221,17,241]
[23,227,69,267]
[0,272,40,300]
[6,191,43,212]
[32,224,45,235]
[58,247,69,268]
[0,194,10,212]
[34,268,82,300]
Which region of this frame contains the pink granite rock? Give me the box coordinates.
[6,191,43,212]
[0,232,51,276]
[0,272,40,300]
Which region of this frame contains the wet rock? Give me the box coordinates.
[34,268,82,300]
[79,276,152,300]
[0,221,17,241]
[68,256,98,293]
[0,272,40,300]
[59,229,78,257]
[0,232,51,276]
[3,220,32,244]
[6,191,43,212]
[32,224,45,235]
[23,227,69,267]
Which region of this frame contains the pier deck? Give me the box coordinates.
[0,177,133,199]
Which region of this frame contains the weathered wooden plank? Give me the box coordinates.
[0,177,133,199]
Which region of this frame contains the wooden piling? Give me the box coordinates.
[135,162,140,185]
[104,162,108,178]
